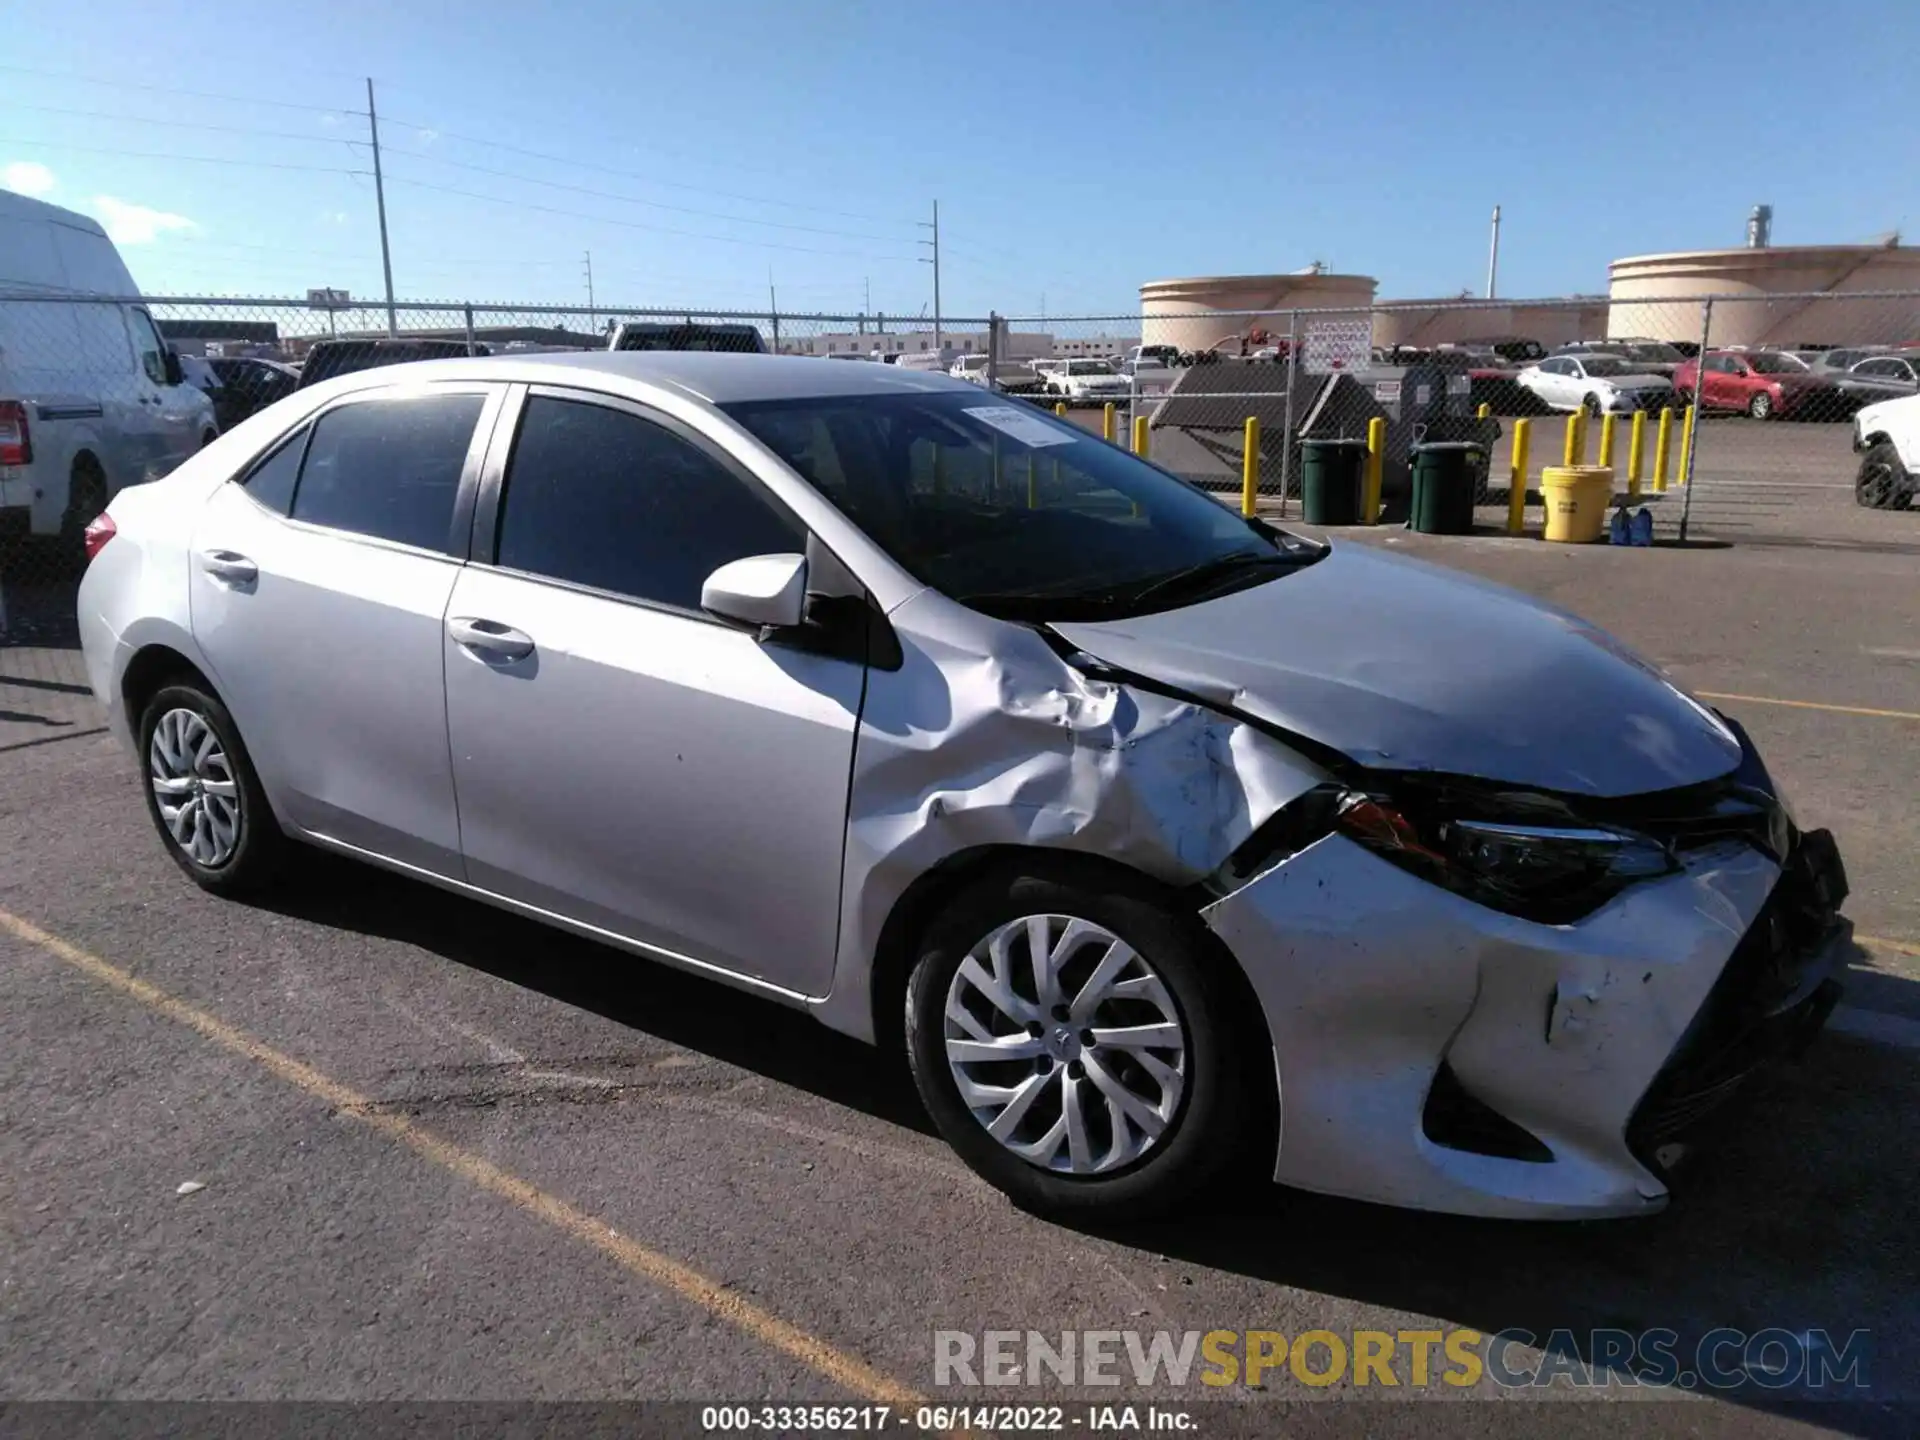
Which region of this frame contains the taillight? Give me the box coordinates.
[82,511,116,561]
[0,400,30,466]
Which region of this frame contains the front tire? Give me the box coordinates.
[1856,440,1912,510]
[137,681,287,895]
[1583,392,1604,417]
[905,862,1263,1221]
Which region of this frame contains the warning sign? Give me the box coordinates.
[1303,318,1373,376]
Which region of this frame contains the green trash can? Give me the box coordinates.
[1409,441,1485,535]
[1300,437,1371,525]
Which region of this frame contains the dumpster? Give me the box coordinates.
[1408,441,1484,535]
[1300,437,1370,525]
[1541,465,1614,543]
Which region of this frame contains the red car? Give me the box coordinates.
[1672,349,1848,421]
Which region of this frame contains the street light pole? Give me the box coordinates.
[366,78,398,337]
[919,200,942,354]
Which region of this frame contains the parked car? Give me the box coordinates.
[1460,335,1546,364]
[1852,391,1919,509]
[1516,354,1675,414]
[949,354,993,385]
[607,320,766,354]
[206,356,300,429]
[0,189,218,552]
[1810,345,1892,376]
[1127,344,1186,369]
[1836,352,1920,407]
[77,350,1850,1222]
[1672,350,1847,421]
[296,338,487,389]
[1045,358,1131,401]
[1119,357,1177,396]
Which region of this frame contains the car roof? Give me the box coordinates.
[293,350,983,406]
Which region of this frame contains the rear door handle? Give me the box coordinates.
[199,549,257,584]
[448,616,535,662]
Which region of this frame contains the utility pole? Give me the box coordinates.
[1486,203,1502,300]
[768,267,780,354]
[919,200,942,355]
[583,251,595,332]
[861,275,870,336]
[366,78,397,337]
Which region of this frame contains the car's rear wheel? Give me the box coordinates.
[1856,440,1912,510]
[905,862,1263,1220]
[138,681,287,895]
[58,456,108,564]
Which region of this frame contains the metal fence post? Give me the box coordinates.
[463,305,476,356]
[1277,310,1300,515]
[986,313,1001,392]
[1678,297,1713,544]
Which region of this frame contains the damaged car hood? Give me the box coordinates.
[1052,541,1742,799]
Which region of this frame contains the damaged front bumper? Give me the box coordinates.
[1202,828,1848,1220]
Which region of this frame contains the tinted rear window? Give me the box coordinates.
[290,393,484,551]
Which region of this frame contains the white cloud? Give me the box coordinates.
[3,160,57,197]
[320,209,350,226]
[90,195,196,245]
[319,112,341,128]
[416,127,440,146]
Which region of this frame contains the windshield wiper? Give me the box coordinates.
[1120,548,1314,610]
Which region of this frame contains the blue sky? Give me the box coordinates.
[3,0,1915,320]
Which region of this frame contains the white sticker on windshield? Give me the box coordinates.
[964,405,1078,448]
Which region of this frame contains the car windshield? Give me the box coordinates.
[1580,357,1630,376]
[1745,352,1808,374]
[1067,360,1114,375]
[723,391,1322,620]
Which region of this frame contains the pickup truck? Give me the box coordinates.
[1854,391,1920,509]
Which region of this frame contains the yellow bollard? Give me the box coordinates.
[1102,402,1116,443]
[1054,401,1067,419]
[1362,416,1386,525]
[1562,412,1579,467]
[1653,407,1673,493]
[1476,402,1491,420]
[1240,416,1261,518]
[1676,404,1697,487]
[1598,412,1616,468]
[1132,414,1149,458]
[1627,411,1646,499]
[1506,417,1531,536]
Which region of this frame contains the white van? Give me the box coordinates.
[1,190,216,549]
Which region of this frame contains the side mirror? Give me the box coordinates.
[701,552,808,630]
[163,347,184,387]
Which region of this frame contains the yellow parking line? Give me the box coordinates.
[1694,691,1920,722]
[1857,933,1920,959]
[0,906,923,1410]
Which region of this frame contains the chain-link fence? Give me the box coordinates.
[5,287,1919,744]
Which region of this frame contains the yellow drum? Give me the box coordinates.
[1540,465,1614,544]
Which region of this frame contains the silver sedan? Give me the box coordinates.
[77,353,1851,1221]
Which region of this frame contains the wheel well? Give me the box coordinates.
[72,449,104,481]
[1860,431,1897,453]
[121,645,214,727]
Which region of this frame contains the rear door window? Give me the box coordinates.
[289,393,485,552]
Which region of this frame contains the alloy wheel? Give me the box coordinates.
[1750,392,1771,420]
[149,707,242,868]
[943,914,1187,1175]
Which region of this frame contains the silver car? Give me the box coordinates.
[77,353,1851,1221]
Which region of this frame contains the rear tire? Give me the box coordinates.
[137,681,288,896]
[1856,440,1912,510]
[58,457,108,565]
[1748,391,1773,420]
[905,860,1266,1221]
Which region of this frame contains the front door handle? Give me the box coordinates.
[199,549,257,584]
[448,616,535,662]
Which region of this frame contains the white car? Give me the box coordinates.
[949,354,993,386]
[1517,354,1675,415]
[0,190,218,552]
[1046,359,1130,401]
[1121,357,1177,397]
[1853,391,1920,510]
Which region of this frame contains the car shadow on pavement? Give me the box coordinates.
[254,850,937,1137]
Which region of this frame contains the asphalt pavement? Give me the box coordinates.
[4,469,1919,1437]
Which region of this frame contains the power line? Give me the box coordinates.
[380,175,922,262]
[374,146,914,243]
[0,63,361,116]
[0,136,368,176]
[5,102,367,149]
[376,115,912,227]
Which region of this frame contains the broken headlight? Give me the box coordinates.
[1336,794,1677,923]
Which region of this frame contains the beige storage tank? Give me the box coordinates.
[1609,246,1920,347]
[1140,272,1377,354]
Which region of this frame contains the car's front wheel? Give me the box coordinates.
[905,862,1264,1220]
[1856,440,1912,510]
[138,681,287,894]
[1583,392,1604,417]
